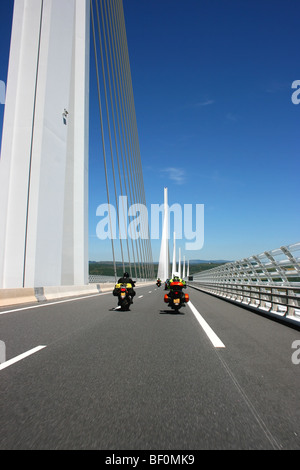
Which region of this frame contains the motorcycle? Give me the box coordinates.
[113,282,133,311]
[164,280,189,313]
[156,280,161,287]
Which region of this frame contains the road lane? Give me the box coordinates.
[188,300,225,348]
[187,287,300,449]
[0,284,299,449]
[0,284,148,361]
[0,346,47,371]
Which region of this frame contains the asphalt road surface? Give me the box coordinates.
[0,283,300,450]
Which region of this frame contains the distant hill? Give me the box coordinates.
[188,262,228,275]
[89,261,132,277]
[188,259,232,264]
[89,260,230,277]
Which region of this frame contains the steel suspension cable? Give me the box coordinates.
[108,0,141,279]
[116,0,154,278]
[95,0,125,274]
[90,0,117,281]
[91,0,154,280]
[112,0,145,280]
[117,7,149,279]
[100,0,132,277]
[106,0,138,279]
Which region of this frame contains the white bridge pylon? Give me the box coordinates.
[0,0,90,288]
[157,188,170,281]
[157,188,188,282]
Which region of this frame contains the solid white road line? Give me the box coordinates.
[0,284,150,316]
[0,345,47,371]
[0,292,111,316]
[188,301,225,348]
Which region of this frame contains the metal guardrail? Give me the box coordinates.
[88,275,155,284]
[89,275,116,284]
[190,243,300,325]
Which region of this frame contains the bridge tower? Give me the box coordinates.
[157,187,170,281]
[0,0,90,288]
[172,231,177,277]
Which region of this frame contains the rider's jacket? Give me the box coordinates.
[169,277,186,288]
[118,277,135,287]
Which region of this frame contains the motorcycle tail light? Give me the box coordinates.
[184,293,189,302]
[164,294,169,303]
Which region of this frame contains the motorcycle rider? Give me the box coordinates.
[169,272,186,288]
[168,272,186,303]
[117,272,136,303]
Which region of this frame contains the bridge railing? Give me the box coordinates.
[189,243,300,325]
[88,275,155,284]
[89,275,116,284]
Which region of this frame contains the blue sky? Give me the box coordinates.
[1,0,300,263]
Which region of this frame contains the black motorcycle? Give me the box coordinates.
[113,283,133,311]
[164,281,189,313]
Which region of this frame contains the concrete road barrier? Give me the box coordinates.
[0,288,37,307]
[0,281,156,308]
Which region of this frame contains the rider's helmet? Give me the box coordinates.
[173,272,180,280]
[123,272,129,278]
